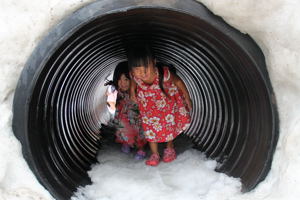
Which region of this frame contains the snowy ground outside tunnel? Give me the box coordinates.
[72,145,241,200]
[1,0,300,200]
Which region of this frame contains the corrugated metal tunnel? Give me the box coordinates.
[12,0,279,199]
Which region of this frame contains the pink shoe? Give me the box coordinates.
[145,153,160,166]
[134,150,146,160]
[163,148,177,163]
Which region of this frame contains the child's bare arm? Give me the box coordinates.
[130,79,138,103]
[171,72,192,111]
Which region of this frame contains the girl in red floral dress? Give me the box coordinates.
[128,45,192,166]
[107,61,147,160]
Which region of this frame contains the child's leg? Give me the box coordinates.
[145,142,160,166]
[166,141,174,149]
[149,142,159,155]
[121,143,131,153]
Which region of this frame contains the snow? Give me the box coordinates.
[72,146,241,200]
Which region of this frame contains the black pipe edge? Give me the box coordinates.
[12,0,279,199]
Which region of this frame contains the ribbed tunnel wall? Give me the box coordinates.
[12,0,278,199]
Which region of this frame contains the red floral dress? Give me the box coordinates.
[134,67,191,143]
[113,91,147,148]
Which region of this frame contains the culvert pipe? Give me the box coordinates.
[12,0,279,199]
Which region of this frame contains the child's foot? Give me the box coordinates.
[134,150,146,160]
[121,144,131,153]
[145,153,160,166]
[163,148,177,163]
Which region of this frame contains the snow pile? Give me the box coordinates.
[72,146,241,200]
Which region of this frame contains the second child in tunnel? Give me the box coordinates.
[106,61,147,160]
[128,44,192,166]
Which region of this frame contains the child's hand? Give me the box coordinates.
[186,99,192,112]
[130,79,138,103]
[131,95,138,104]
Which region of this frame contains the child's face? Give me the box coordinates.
[132,61,155,82]
[118,74,130,92]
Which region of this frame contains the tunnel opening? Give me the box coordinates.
[12,0,278,199]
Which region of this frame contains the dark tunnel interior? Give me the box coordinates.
[12,0,278,199]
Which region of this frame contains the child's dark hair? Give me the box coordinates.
[105,61,130,91]
[127,44,167,96]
